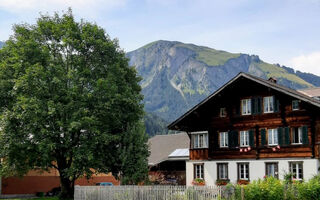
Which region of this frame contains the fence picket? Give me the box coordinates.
[74,185,222,200]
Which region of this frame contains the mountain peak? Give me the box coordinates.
[127,40,317,124]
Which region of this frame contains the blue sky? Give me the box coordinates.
[0,0,320,75]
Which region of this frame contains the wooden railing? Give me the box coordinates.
[74,185,222,200]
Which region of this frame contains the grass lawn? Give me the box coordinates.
[11,197,58,200]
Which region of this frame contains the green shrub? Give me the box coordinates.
[36,192,45,197]
[295,174,320,200]
[243,177,284,200]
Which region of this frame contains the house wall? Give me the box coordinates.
[186,158,319,186]
[1,174,119,195]
[186,79,320,161]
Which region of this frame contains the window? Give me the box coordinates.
[289,162,303,180]
[220,107,227,117]
[266,163,278,178]
[194,164,204,179]
[292,100,299,111]
[220,132,228,147]
[191,131,208,148]
[264,96,274,113]
[240,131,249,147]
[238,163,249,180]
[268,128,278,146]
[292,127,303,144]
[217,163,228,180]
[241,99,251,115]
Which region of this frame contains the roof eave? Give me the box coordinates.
[168,72,320,131]
[167,72,245,130]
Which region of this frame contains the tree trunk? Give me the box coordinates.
[59,173,74,200]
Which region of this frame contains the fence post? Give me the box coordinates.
[241,186,244,200]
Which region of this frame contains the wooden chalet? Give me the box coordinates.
[168,72,320,186]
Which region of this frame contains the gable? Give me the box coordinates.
[168,73,320,131]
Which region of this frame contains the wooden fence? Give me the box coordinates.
[74,185,223,200]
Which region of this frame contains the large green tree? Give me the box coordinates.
[0,10,148,199]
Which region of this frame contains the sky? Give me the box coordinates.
[0,0,320,75]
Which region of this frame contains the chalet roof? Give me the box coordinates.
[168,72,320,130]
[168,148,189,160]
[148,132,189,166]
[298,88,320,98]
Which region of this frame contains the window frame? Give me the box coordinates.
[292,127,303,144]
[265,162,279,179]
[219,132,228,148]
[191,131,209,149]
[263,96,274,113]
[289,162,303,180]
[217,163,229,180]
[194,163,204,179]
[240,130,249,147]
[241,99,252,115]
[237,162,250,181]
[220,107,227,117]
[268,128,278,146]
[292,100,300,111]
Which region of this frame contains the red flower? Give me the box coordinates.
[237,180,250,185]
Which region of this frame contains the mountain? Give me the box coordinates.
[144,112,169,136]
[127,40,319,127]
[1,40,319,136]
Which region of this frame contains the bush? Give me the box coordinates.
[225,176,320,200]
[36,192,45,197]
[221,175,320,200]
[242,177,284,200]
[295,174,320,200]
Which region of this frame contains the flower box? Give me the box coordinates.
[192,178,205,186]
[237,179,250,185]
[216,179,230,186]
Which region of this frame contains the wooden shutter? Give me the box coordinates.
[209,129,215,149]
[278,127,284,146]
[234,131,239,147]
[251,98,256,115]
[284,127,290,145]
[228,131,233,148]
[249,129,255,147]
[212,130,219,149]
[274,96,280,112]
[251,97,261,115]
[302,126,309,144]
[261,128,266,146]
[229,130,239,148]
[257,97,262,114]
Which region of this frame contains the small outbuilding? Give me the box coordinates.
[148,132,189,185]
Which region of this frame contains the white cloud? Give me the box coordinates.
[0,0,126,15]
[289,52,320,76]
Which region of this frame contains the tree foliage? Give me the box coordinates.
[144,112,168,136]
[0,9,148,199]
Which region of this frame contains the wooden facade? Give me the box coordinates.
[168,73,320,162]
